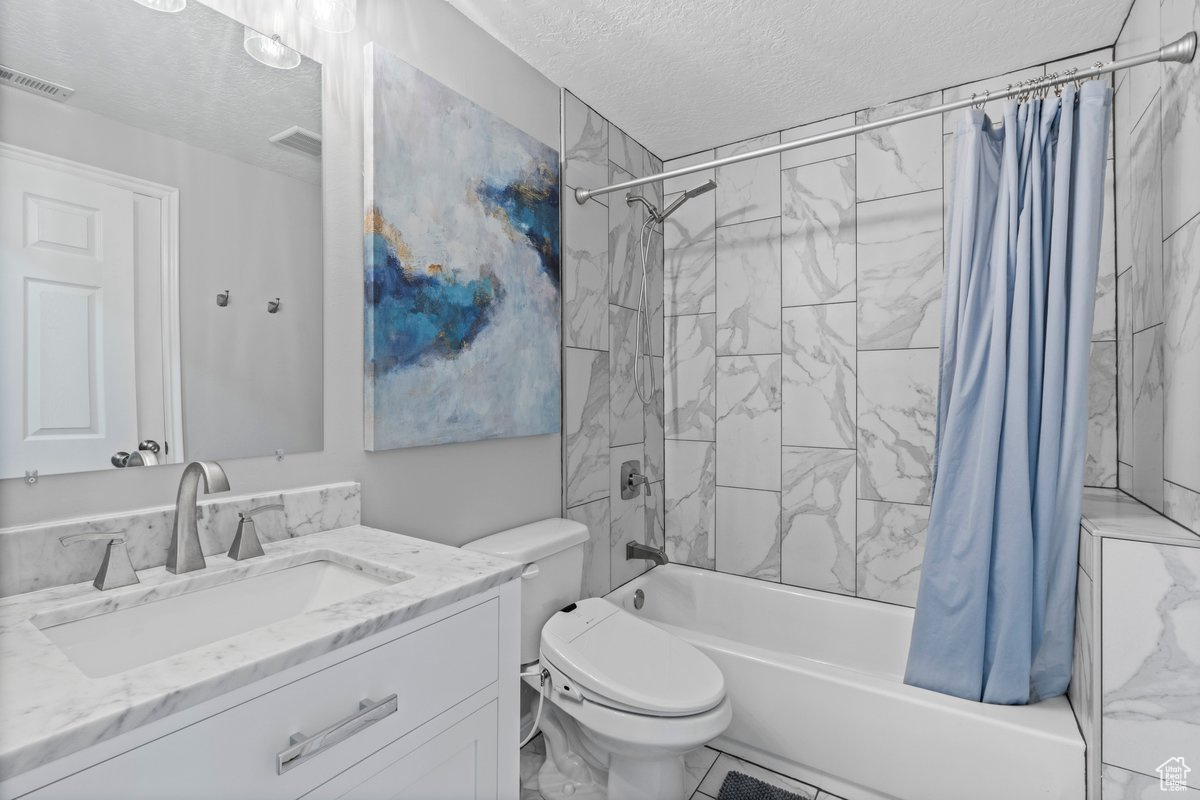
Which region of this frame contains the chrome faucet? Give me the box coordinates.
[626,540,668,566]
[60,531,139,591]
[167,461,230,574]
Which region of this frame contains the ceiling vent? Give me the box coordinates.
[269,125,322,158]
[0,65,73,102]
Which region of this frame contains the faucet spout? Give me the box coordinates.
[626,540,668,566]
[167,461,230,574]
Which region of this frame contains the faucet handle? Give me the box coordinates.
[60,530,127,547]
[228,505,283,561]
[620,460,653,499]
[60,531,138,591]
[244,503,284,519]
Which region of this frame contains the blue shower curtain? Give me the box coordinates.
[903,81,1112,704]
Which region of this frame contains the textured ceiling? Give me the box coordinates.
[446,0,1131,159]
[0,0,321,183]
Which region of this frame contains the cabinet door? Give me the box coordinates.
[318,701,498,800]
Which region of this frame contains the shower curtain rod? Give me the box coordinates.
[573,31,1197,204]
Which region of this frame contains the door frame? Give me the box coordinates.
[0,141,183,463]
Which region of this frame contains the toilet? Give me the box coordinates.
[464,519,731,800]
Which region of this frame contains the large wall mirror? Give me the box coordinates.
[0,0,323,479]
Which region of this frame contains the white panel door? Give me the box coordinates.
[0,151,138,478]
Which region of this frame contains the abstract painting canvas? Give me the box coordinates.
[363,44,561,450]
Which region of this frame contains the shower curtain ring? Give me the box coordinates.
[1050,72,1063,97]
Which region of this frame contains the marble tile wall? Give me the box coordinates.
[1101,537,1200,795]
[1102,764,1200,798]
[661,51,1119,607]
[0,482,361,597]
[1115,0,1200,533]
[562,90,666,596]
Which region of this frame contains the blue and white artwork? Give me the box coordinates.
[363,44,561,450]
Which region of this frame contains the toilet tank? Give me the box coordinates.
[463,518,588,665]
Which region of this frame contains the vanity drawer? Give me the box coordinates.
[24,598,499,800]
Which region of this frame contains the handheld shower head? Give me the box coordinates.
[683,179,717,200]
[655,178,717,223]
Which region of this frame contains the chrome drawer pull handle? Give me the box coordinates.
[276,694,398,774]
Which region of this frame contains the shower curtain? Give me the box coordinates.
[903,81,1112,705]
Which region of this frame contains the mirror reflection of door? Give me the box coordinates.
[0,146,181,479]
[0,0,324,480]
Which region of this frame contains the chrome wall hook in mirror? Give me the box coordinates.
[267,297,281,314]
[216,290,230,307]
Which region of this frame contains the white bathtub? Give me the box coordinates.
[607,565,1084,800]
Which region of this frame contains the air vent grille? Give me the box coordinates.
[0,65,74,102]
[268,125,322,158]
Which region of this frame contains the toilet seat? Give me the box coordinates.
[539,598,725,717]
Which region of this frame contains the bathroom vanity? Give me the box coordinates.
[0,525,522,800]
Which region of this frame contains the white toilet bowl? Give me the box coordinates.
[530,597,731,800]
[462,520,732,799]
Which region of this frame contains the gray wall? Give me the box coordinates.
[659,49,1118,608]
[561,91,666,598]
[1114,0,1200,534]
[0,0,562,545]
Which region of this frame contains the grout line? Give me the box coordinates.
[1163,206,1200,244]
[779,154,785,581]
[782,299,858,310]
[858,345,941,354]
[566,493,611,512]
[857,496,934,509]
[854,119,861,596]
[565,343,611,355]
[780,151,856,174]
[781,443,857,453]
[715,483,782,494]
[1129,86,1161,135]
[693,749,721,796]
[856,185,944,207]
[712,180,719,572]
[715,213,782,231]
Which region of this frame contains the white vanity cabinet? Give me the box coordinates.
[4,584,520,800]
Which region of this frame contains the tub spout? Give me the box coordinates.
[626,540,668,566]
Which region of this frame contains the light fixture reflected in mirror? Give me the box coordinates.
[243,27,301,70]
[297,0,356,33]
[131,0,186,11]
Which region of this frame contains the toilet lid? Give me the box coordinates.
[539,598,725,717]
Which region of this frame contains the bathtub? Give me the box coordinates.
[607,565,1084,800]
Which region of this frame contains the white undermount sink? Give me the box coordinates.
[34,559,400,678]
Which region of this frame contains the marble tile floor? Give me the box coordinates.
[520,735,847,800]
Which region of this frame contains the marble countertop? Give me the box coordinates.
[0,526,522,779]
[1081,488,1200,548]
